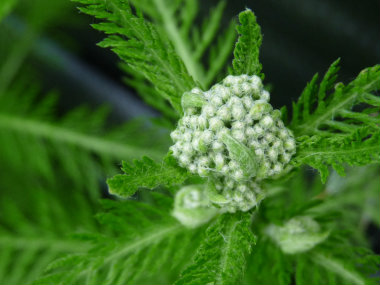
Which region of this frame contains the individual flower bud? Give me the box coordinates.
[212,140,224,152]
[265,216,330,254]
[170,130,181,141]
[201,130,213,145]
[268,148,278,161]
[182,142,193,155]
[253,125,264,136]
[183,131,192,141]
[260,115,274,129]
[242,96,254,109]
[181,90,206,113]
[231,121,245,130]
[249,100,272,119]
[189,163,197,173]
[272,163,283,174]
[209,117,224,131]
[237,184,248,192]
[214,153,225,170]
[179,154,191,165]
[260,90,270,101]
[233,191,244,202]
[271,109,282,120]
[210,95,223,106]
[231,103,245,120]
[231,84,242,96]
[172,185,220,228]
[203,104,216,118]
[197,115,207,129]
[284,138,296,151]
[223,75,236,86]
[231,129,246,143]
[217,105,231,121]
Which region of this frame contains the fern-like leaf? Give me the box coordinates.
[74,0,195,114]
[107,155,190,198]
[128,0,236,89]
[290,61,380,136]
[232,9,263,78]
[175,212,256,285]
[288,61,380,181]
[293,128,380,182]
[36,194,202,285]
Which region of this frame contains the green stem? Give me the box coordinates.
[0,114,164,160]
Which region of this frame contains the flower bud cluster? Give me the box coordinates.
[170,75,296,212]
[172,185,220,228]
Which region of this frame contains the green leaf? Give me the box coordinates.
[293,128,380,182]
[107,155,190,197]
[290,61,380,137]
[232,9,263,78]
[128,0,235,89]
[74,0,196,113]
[36,194,202,285]
[175,212,256,285]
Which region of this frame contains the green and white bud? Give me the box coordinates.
[266,216,330,254]
[172,185,220,228]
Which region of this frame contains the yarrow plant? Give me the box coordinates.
[1,0,377,284]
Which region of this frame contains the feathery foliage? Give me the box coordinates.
[1,0,379,284]
[74,0,196,114]
[232,9,263,78]
[107,155,190,198]
[289,60,380,137]
[0,79,169,197]
[175,212,256,285]
[289,61,380,181]
[36,193,202,285]
[128,0,236,89]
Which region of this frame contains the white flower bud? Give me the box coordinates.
[179,154,191,165]
[212,141,224,152]
[284,139,296,151]
[203,104,216,117]
[260,90,270,101]
[231,103,245,120]
[260,115,274,129]
[214,153,225,170]
[189,163,197,173]
[242,96,254,109]
[182,142,193,154]
[170,130,181,141]
[197,115,207,129]
[223,75,236,85]
[210,95,223,106]
[217,105,231,121]
[209,117,224,131]
[231,121,245,130]
[253,125,264,136]
[268,148,278,161]
[233,169,244,181]
[231,129,246,143]
[231,84,241,96]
